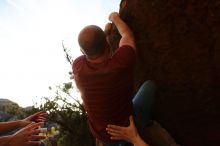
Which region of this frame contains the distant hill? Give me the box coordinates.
[0,98,22,121]
[0,98,18,108]
[0,98,20,112]
[0,98,35,121]
[0,98,34,110]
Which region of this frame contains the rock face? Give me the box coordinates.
[110,0,220,145]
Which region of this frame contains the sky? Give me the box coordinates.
[0,0,121,107]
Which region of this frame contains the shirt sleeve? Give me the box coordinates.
[113,45,136,67]
[72,55,84,75]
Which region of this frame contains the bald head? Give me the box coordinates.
[78,25,106,58]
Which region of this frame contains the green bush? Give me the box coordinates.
[39,82,95,146]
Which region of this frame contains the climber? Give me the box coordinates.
[72,11,156,146]
[0,111,46,146]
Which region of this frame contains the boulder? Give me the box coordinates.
[109,0,220,145]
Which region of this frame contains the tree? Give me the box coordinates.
[37,42,95,146]
[38,81,95,146]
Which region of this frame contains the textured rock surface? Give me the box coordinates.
[109,0,220,145]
